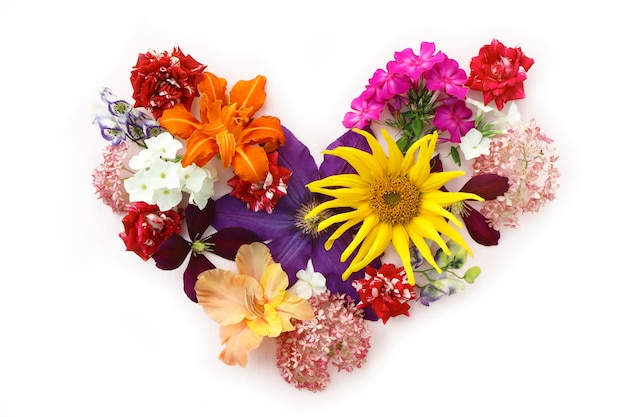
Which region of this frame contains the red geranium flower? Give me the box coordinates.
[226,150,292,213]
[119,202,182,260]
[352,264,417,324]
[130,46,206,118]
[466,39,534,111]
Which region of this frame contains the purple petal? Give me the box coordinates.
[213,194,296,241]
[185,199,216,240]
[183,254,215,303]
[463,205,501,246]
[152,234,190,270]
[319,127,373,178]
[460,174,509,200]
[267,232,312,287]
[278,126,320,195]
[206,227,261,260]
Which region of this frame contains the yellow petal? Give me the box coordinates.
[195,269,263,325]
[246,304,283,337]
[260,262,289,306]
[381,129,404,176]
[391,224,416,286]
[347,221,393,273]
[218,322,264,367]
[353,128,389,171]
[321,146,383,182]
[419,171,466,191]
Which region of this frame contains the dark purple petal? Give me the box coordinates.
[206,227,261,260]
[430,154,444,173]
[267,232,312,287]
[313,233,380,321]
[278,126,320,197]
[213,194,296,241]
[319,127,373,178]
[152,234,190,270]
[185,199,216,240]
[463,205,501,246]
[183,254,215,303]
[460,174,509,200]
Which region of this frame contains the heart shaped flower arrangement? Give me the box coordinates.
[91,39,560,392]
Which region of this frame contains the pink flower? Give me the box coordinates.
[119,202,182,260]
[342,88,384,129]
[276,292,370,392]
[352,264,417,324]
[473,119,560,229]
[466,39,534,111]
[369,62,412,101]
[423,57,468,100]
[130,46,206,118]
[226,151,292,213]
[393,41,445,80]
[433,99,474,143]
[92,141,130,213]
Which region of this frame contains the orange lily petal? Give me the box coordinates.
[240,116,285,148]
[215,131,237,168]
[235,242,273,282]
[181,130,219,167]
[229,75,267,117]
[232,145,270,183]
[199,72,227,104]
[195,269,264,325]
[218,322,263,367]
[159,104,202,139]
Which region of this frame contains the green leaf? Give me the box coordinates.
[463,266,481,283]
[450,146,461,166]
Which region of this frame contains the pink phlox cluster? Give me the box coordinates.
[473,119,560,229]
[275,292,371,392]
[92,141,130,213]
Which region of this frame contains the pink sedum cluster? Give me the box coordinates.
[275,292,370,392]
[92,141,130,213]
[473,119,560,229]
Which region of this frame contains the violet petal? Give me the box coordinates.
[183,254,215,303]
[267,232,312,287]
[207,227,261,260]
[152,234,190,270]
[185,199,216,240]
[319,127,373,178]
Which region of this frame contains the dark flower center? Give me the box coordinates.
[294,199,331,237]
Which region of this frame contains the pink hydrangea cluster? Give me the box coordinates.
[92,141,130,213]
[275,292,370,392]
[473,119,560,229]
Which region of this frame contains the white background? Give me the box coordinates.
[1,1,624,416]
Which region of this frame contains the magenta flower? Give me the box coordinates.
[433,99,474,143]
[368,61,412,101]
[393,41,445,80]
[342,88,384,129]
[151,200,261,302]
[424,57,468,100]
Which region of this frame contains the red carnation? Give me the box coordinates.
[352,264,417,323]
[466,39,534,110]
[119,202,182,260]
[130,46,206,118]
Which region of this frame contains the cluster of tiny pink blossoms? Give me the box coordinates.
[473,118,560,229]
[275,292,371,392]
[92,141,130,213]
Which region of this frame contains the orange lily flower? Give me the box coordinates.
[195,242,314,367]
[159,72,285,183]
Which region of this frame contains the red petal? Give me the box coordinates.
[463,206,501,246]
[460,174,509,200]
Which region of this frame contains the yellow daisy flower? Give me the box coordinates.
[305,128,483,286]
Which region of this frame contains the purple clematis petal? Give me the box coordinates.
[319,127,373,178]
[462,205,501,246]
[459,173,509,200]
[185,199,216,240]
[184,254,215,303]
[208,227,260,260]
[152,233,191,270]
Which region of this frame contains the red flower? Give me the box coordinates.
[226,150,292,213]
[119,202,182,260]
[466,39,534,110]
[352,264,417,324]
[130,46,206,118]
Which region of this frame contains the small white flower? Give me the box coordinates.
[289,259,327,300]
[124,169,157,204]
[145,132,183,160]
[459,128,491,160]
[491,102,521,130]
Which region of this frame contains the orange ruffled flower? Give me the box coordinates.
[195,242,314,367]
[159,72,285,182]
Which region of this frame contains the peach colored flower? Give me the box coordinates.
[195,242,314,367]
